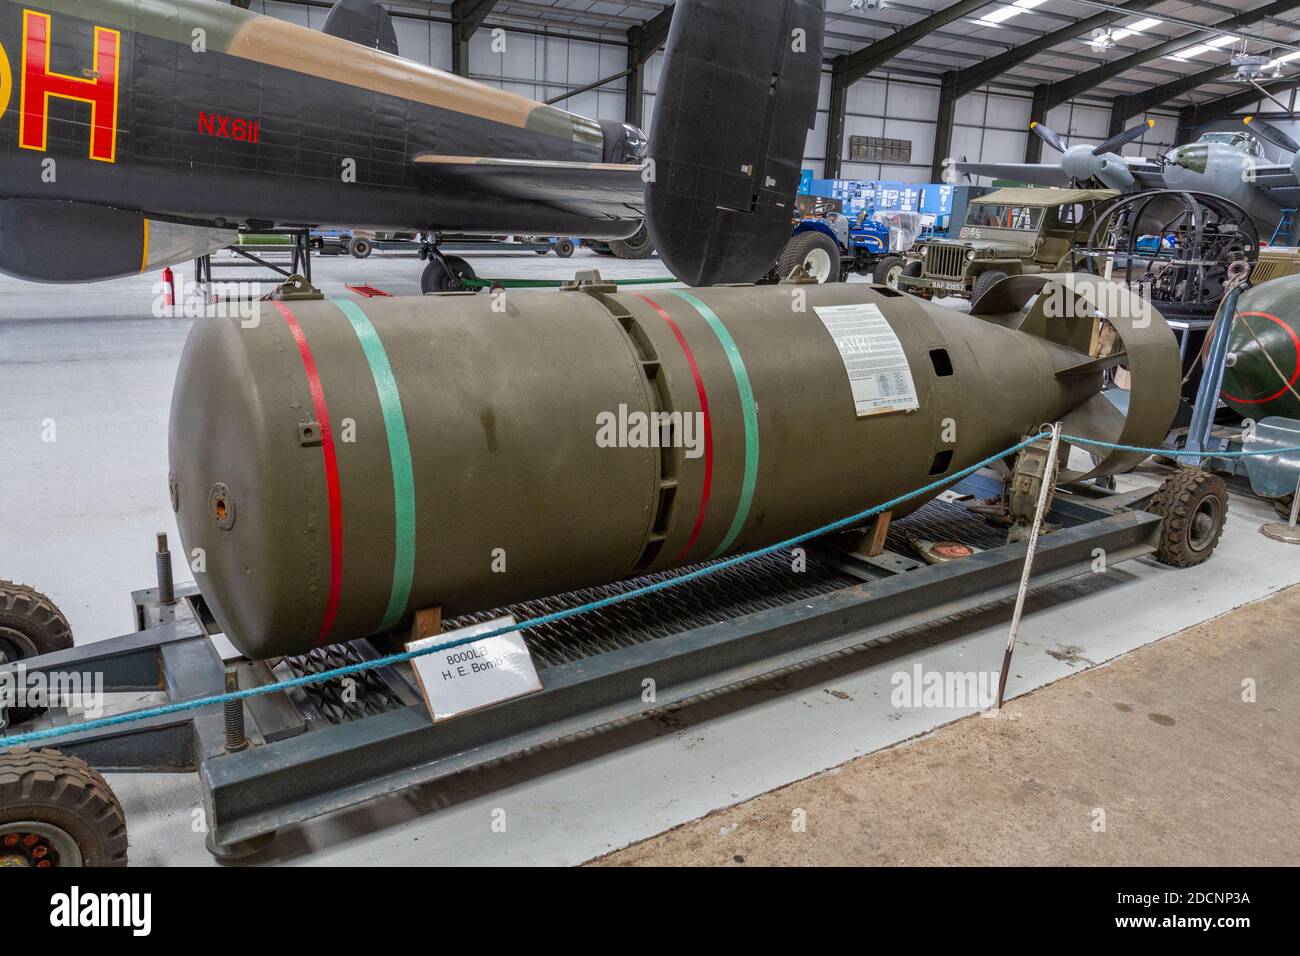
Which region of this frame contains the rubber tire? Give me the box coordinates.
[554,238,575,259]
[420,257,478,295]
[971,268,1008,304]
[775,231,842,283]
[0,581,73,726]
[1147,470,1229,568]
[873,255,905,289]
[607,224,655,260]
[348,237,373,259]
[0,748,128,867]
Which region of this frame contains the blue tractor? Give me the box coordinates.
[769,209,901,284]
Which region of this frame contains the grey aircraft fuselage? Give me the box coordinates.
[961,127,1300,237]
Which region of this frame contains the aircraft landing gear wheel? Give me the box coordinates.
[421,256,478,294]
[0,748,128,867]
[1148,470,1229,567]
[0,581,73,726]
[348,237,373,259]
[776,231,841,283]
[554,238,575,259]
[607,224,654,260]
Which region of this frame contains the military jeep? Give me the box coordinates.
[898,187,1118,301]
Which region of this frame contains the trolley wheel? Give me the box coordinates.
[554,238,576,258]
[348,236,373,259]
[0,581,73,726]
[0,748,128,867]
[1275,495,1295,520]
[420,256,478,294]
[1148,470,1229,567]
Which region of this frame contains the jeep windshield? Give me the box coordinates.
[965,204,1044,231]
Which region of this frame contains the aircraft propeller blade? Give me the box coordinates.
[1029,121,1068,154]
[1244,115,1300,154]
[1093,118,1156,156]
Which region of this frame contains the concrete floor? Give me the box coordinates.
[598,583,1300,866]
[2,251,1298,866]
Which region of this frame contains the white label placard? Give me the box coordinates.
[408,616,542,722]
[813,303,920,416]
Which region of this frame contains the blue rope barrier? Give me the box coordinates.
[2,433,1050,751]
[3,428,1296,752]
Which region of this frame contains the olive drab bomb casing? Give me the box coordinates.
[168,277,1180,660]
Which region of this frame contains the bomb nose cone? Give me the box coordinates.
[1222,274,1300,420]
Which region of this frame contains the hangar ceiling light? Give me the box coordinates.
[976,0,1049,28]
[1112,17,1162,42]
[1167,34,1239,62]
[1266,50,1300,71]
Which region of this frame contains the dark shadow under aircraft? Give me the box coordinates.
[0,0,823,288]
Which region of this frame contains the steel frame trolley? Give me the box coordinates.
[0,471,1215,864]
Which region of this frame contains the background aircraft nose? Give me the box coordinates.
[1167,144,1209,173]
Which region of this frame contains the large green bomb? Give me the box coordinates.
[169,278,1178,660]
[1223,276,1300,421]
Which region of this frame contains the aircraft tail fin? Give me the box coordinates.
[322,0,399,56]
[645,0,824,287]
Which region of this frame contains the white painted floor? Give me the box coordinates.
[2,252,1297,866]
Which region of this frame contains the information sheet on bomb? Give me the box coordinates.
[813,303,920,416]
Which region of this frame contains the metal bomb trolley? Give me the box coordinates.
[0,463,1224,866]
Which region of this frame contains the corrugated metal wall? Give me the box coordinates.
[257,3,1190,185]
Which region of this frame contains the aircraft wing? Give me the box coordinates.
[955,162,1072,187]
[1252,165,1300,188]
[1263,186,1300,207]
[412,155,646,221]
[1124,162,1166,190]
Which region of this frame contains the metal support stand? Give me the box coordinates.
[1186,270,1248,461]
[994,423,1063,711]
[1261,473,1300,545]
[195,230,320,302]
